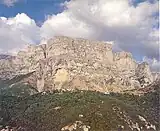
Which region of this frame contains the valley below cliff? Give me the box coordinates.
[0,87,159,131]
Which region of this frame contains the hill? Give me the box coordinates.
[0,86,159,131]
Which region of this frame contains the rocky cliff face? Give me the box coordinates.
[135,62,154,87]
[0,36,156,93]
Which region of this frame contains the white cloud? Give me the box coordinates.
[41,12,93,39]
[1,0,19,7]
[41,0,159,60]
[143,57,160,72]
[0,13,40,54]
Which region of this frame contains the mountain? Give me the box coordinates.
[0,36,159,131]
[0,36,157,94]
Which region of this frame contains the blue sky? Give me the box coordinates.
[0,0,70,24]
[0,0,158,24]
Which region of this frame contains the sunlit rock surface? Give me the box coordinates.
[0,36,158,92]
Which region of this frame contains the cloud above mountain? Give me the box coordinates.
[0,0,159,61]
[0,13,40,54]
[41,0,159,60]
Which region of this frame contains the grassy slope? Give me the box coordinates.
[0,89,159,131]
[0,72,38,97]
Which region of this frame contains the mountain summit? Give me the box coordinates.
[0,36,157,93]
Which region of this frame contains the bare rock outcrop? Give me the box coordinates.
[0,36,157,93]
[114,51,137,70]
[135,62,153,87]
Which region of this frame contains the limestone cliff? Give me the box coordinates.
[135,62,153,87]
[0,36,156,93]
